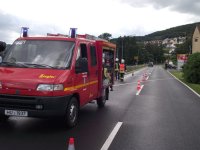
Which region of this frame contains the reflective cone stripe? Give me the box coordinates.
[137,80,141,91]
[68,138,75,150]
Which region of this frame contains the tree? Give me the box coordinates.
[183,53,200,84]
[171,36,192,65]
[98,33,112,41]
[111,36,164,65]
[115,36,139,65]
[175,36,192,54]
[144,43,164,64]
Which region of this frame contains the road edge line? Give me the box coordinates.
[100,122,123,150]
[167,70,200,98]
[136,85,144,95]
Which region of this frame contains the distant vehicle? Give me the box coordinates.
[148,62,154,67]
[168,61,176,69]
[167,64,176,69]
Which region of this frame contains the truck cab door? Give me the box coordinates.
[74,43,90,105]
[88,43,98,100]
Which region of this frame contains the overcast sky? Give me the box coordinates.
[0,0,200,43]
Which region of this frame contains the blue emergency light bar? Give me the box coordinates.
[21,27,29,37]
[70,28,77,38]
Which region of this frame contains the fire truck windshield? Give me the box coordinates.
[2,40,75,69]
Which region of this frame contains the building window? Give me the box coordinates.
[195,38,198,42]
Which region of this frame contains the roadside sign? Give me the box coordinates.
[177,54,188,70]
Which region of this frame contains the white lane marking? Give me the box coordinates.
[136,85,144,95]
[101,122,123,150]
[168,71,200,98]
[114,78,174,87]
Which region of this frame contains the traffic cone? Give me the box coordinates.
[67,138,75,150]
[145,73,147,78]
[137,80,141,91]
[142,74,145,81]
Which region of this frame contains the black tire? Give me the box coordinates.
[97,88,108,108]
[0,115,9,122]
[64,97,79,128]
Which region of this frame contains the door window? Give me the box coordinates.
[90,46,97,66]
[75,43,88,73]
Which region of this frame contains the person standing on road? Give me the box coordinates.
[115,58,119,80]
[165,60,168,69]
[119,59,126,81]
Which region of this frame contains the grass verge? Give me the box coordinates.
[171,70,200,95]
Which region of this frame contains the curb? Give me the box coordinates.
[167,70,200,98]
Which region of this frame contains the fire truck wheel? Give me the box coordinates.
[97,88,108,108]
[0,115,9,122]
[64,97,79,127]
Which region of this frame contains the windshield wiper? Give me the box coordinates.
[0,62,29,68]
[23,63,56,69]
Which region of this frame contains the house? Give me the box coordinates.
[162,37,186,53]
[192,25,200,53]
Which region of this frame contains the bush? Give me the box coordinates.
[183,53,200,84]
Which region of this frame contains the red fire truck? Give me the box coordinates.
[0,28,116,127]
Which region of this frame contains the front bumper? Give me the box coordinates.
[0,94,71,118]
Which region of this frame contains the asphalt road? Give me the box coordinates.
[0,66,200,150]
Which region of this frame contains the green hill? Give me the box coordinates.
[136,22,200,41]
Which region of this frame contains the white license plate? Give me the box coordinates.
[5,110,28,117]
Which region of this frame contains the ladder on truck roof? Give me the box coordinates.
[77,34,108,42]
[47,33,69,37]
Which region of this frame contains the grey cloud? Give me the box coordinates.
[0,11,26,43]
[0,10,63,44]
[121,0,200,16]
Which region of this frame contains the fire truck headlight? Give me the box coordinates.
[36,84,63,91]
[37,84,53,91]
[53,84,63,91]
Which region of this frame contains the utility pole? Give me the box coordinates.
[122,37,124,59]
[116,47,119,58]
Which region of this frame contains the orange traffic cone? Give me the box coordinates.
[67,138,75,150]
[137,80,141,91]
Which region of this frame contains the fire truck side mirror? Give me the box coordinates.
[0,41,6,52]
[75,57,88,73]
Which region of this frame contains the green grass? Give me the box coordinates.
[171,70,200,95]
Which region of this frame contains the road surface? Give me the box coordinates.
[0,66,200,150]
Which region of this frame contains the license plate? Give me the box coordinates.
[5,110,28,117]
